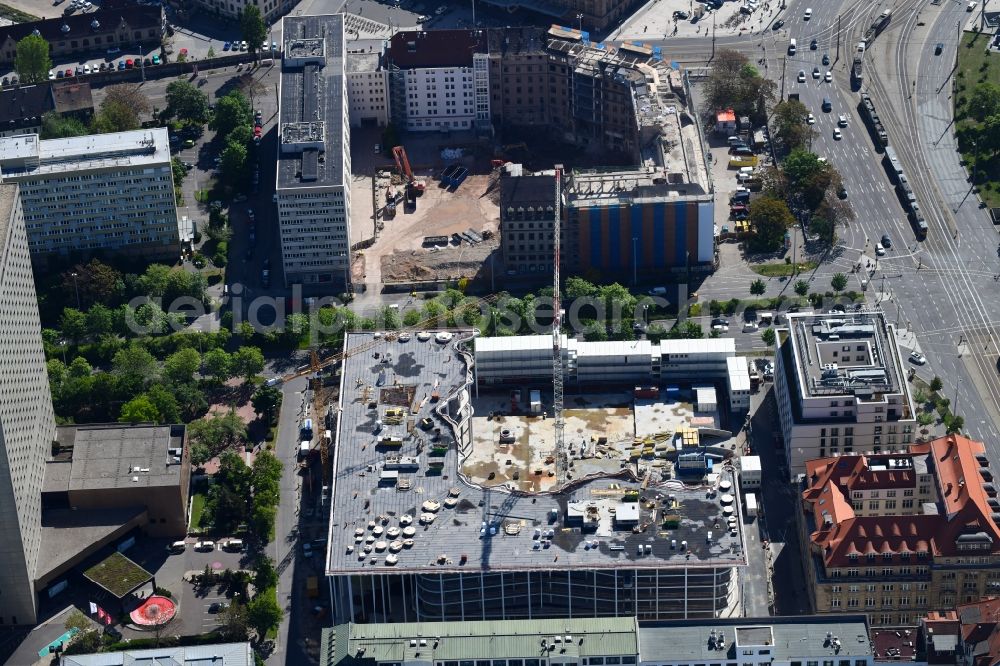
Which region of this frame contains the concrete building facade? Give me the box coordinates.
[0,129,180,263]
[321,615,876,666]
[774,312,916,477]
[184,0,293,26]
[276,15,352,291]
[799,435,1000,626]
[346,39,390,128]
[387,30,491,133]
[474,335,737,386]
[0,184,57,625]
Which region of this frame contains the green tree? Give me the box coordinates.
[92,99,140,134]
[771,98,815,150]
[251,385,282,424]
[67,259,124,306]
[403,309,422,327]
[251,450,282,506]
[583,322,608,341]
[104,83,151,117]
[85,303,114,337]
[565,277,598,299]
[748,196,795,251]
[14,34,51,84]
[783,148,832,208]
[219,603,250,641]
[112,343,160,395]
[164,347,202,384]
[165,79,210,123]
[188,410,248,464]
[221,139,248,187]
[211,91,253,138]
[946,414,965,435]
[381,305,402,329]
[119,394,161,423]
[794,279,809,297]
[233,346,265,381]
[203,348,233,383]
[238,320,257,340]
[240,6,268,56]
[831,272,848,293]
[749,279,766,296]
[681,320,704,339]
[930,376,943,392]
[60,307,87,343]
[761,328,776,346]
[917,412,934,427]
[254,557,278,591]
[969,82,1000,122]
[41,111,88,139]
[147,384,181,423]
[705,49,776,122]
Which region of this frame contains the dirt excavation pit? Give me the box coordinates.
[361,173,501,285]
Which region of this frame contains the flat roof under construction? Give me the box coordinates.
[326,332,746,576]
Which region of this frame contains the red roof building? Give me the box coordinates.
[799,435,1000,627]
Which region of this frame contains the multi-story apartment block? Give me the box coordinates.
[799,434,1000,626]
[477,0,643,32]
[0,5,164,66]
[774,312,916,477]
[486,27,552,128]
[0,184,57,625]
[387,30,491,133]
[276,15,352,291]
[920,597,1000,666]
[0,129,180,263]
[346,39,390,127]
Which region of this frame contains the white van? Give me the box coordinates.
[298,441,311,459]
[803,7,812,19]
[223,539,244,552]
[788,38,797,55]
[167,541,186,553]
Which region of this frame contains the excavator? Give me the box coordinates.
[392,145,425,209]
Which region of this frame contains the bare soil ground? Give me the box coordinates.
[353,173,501,286]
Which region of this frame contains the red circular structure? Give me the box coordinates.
[129,596,177,627]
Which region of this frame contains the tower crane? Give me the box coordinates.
[552,167,565,475]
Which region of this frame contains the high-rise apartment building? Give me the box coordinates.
[0,184,56,625]
[774,312,916,477]
[276,14,352,291]
[0,129,180,263]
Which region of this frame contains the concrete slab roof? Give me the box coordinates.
[325,332,746,576]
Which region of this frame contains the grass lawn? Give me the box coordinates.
[955,30,1000,209]
[264,586,280,639]
[190,491,207,530]
[751,261,818,277]
[0,3,39,22]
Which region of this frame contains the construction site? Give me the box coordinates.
[349,143,502,291]
[323,327,747,625]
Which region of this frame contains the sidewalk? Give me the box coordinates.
[610,0,787,41]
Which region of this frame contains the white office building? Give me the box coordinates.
[773,312,916,477]
[0,184,57,625]
[0,129,180,263]
[474,335,736,385]
[726,356,751,413]
[346,39,390,128]
[276,15,352,290]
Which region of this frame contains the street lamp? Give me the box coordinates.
[70,271,80,309]
[576,13,584,31]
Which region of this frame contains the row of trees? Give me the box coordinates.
[202,448,282,541]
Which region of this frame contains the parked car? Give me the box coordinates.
[194,540,215,551]
[909,351,927,365]
[117,61,125,70]
[223,41,232,50]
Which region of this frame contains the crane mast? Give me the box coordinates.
[552,167,565,474]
